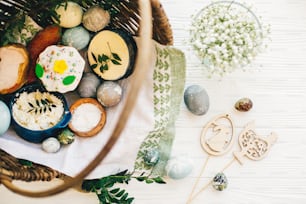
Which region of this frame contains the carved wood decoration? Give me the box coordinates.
[200,114,235,156]
[234,121,278,165]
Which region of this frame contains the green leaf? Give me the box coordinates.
[153,177,166,184]
[135,176,146,182]
[111,52,121,61]
[145,179,154,184]
[99,54,109,62]
[62,75,76,86]
[126,197,135,203]
[35,64,44,78]
[90,64,98,70]
[110,188,120,194]
[111,59,121,65]
[116,189,125,197]
[18,159,32,167]
[120,193,128,201]
[100,64,108,73]
[91,52,97,63]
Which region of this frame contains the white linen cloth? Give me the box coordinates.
[0,39,185,179]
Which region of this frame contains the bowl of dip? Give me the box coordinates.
[9,83,72,143]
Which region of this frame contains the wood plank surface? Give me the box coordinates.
[1,0,306,203]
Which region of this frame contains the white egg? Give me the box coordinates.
[0,100,11,136]
[42,137,61,153]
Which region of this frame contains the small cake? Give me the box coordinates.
[87,30,137,80]
[69,98,106,137]
[0,44,29,94]
[35,45,85,93]
[53,1,83,28]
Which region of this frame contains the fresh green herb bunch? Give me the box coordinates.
[82,170,166,204]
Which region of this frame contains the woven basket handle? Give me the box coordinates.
[0,0,153,197]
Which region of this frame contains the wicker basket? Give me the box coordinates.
[0,0,173,197]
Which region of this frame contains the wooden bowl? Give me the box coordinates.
[68,98,106,137]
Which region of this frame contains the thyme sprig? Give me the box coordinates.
[90,42,122,73]
[82,170,166,204]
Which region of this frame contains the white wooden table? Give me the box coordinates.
[1,0,306,203]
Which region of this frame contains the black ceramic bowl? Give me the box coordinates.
[9,83,71,143]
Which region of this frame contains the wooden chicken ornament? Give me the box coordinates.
[234,121,278,165]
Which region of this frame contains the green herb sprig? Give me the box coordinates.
[90,42,122,73]
[82,170,166,204]
[28,98,57,114]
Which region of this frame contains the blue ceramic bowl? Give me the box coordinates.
[9,83,72,143]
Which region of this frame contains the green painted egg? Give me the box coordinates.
[62,26,91,50]
[58,128,75,145]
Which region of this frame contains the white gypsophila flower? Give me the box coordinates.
[189,1,270,77]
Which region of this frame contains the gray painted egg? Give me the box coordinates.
[97,81,122,107]
[77,72,101,98]
[184,85,209,115]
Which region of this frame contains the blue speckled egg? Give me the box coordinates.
[0,100,11,136]
[166,155,193,180]
[184,85,209,115]
[62,26,90,50]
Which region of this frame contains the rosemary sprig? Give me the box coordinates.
[82,170,166,204]
[27,98,57,114]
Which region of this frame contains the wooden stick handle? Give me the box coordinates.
[0,0,152,197]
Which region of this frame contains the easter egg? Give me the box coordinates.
[184,85,209,115]
[62,26,90,50]
[54,1,83,28]
[42,137,61,153]
[212,172,228,191]
[97,81,122,107]
[0,100,11,136]
[83,6,110,32]
[77,72,101,98]
[166,155,193,180]
[143,148,160,166]
[58,128,75,145]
